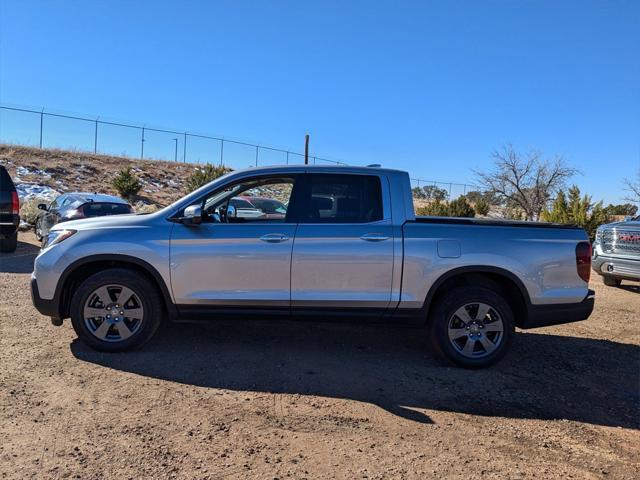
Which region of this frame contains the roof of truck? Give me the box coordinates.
[234,164,408,176]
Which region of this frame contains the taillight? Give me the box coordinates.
[11,191,19,215]
[576,242,591,283]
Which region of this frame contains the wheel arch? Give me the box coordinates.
[56,254,176,319]
[423,266,531,328]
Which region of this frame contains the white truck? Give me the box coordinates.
[592,216,640,286]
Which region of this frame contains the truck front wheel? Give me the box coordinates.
[428,286,515,368]
[70,268,163,352]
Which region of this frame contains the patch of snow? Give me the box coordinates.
[15,183,60,201]
[16,166,51,179]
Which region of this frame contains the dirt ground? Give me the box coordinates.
[1,232,638,479]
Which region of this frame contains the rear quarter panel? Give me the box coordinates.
[400,222,589,308]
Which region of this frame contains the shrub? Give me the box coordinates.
[415,197,476,218]
[416,200,450,216]
[422,185,448,202]
[412,187,426,199]
[20,197,48,225]
[448,196,476,217]
[133,202,159,214]
[112,167,141,199]
[185,164,230,193]
[474,199,490,216]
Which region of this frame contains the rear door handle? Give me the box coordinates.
[259,233,290,243]
[360,233,390,242]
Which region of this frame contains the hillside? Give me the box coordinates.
[0,144,201,206]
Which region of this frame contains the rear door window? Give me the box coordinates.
[297,174,383,223]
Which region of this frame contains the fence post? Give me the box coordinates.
[39,108,44,148]
[140,127,145,159]
[94,119,98,154]
[183,132,187,163]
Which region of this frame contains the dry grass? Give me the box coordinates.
[0,144,204,207]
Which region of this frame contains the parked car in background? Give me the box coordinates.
[35,193,133,246]
[240,196,287,220]
[31,165,595,368]
[592,215,640,287]
[227,196,267,220]
[0,166,20,253]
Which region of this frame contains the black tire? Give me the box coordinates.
[428,286,515,369]
[0,231,18,253]
[70,268,163,352]
[34,218,43,242]
[602,276,621,287]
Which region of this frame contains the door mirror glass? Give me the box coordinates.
[226,204,237,219]
[183,205,202,226]
[38,203,48,211]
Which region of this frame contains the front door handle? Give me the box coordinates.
[259,233,290,243]
[360,233,390,242]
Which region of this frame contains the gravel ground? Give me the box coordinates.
[1,232,638,479]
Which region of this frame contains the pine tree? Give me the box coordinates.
[111,166,141,200]
[542,190,569,223]
[185,164,229,193]
[543,185,610,240]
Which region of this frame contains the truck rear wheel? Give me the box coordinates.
[0,232,18,253]
[602,276,621,287]
[70,268,163,352]
[428,286,515,368]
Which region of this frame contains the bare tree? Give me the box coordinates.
[624,169,640,204]
[475,145,577,221]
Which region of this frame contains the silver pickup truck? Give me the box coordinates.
[592,216,640,286]
[31,165,594,368]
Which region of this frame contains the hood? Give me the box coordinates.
[51,212,159,231]
[599,220,640,230]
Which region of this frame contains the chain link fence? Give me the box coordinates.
[0,104,477,198]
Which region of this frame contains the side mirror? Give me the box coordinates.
[182,205,202,226]
[226,204,237,219]
[38,204,48,211]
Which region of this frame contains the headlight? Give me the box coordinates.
[43,229,76,248]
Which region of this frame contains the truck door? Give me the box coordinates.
[170,175,299,311]
[290,173,394,312]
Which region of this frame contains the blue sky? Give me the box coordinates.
[0,0,638,203]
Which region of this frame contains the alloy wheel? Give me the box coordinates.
[447,302,504,358]
[83,284,144,343]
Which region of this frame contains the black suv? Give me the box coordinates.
[0,166,20,253]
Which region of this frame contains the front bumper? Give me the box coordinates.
[521,289,595,329]
[31,275,61,319]
[592,254,640,281]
